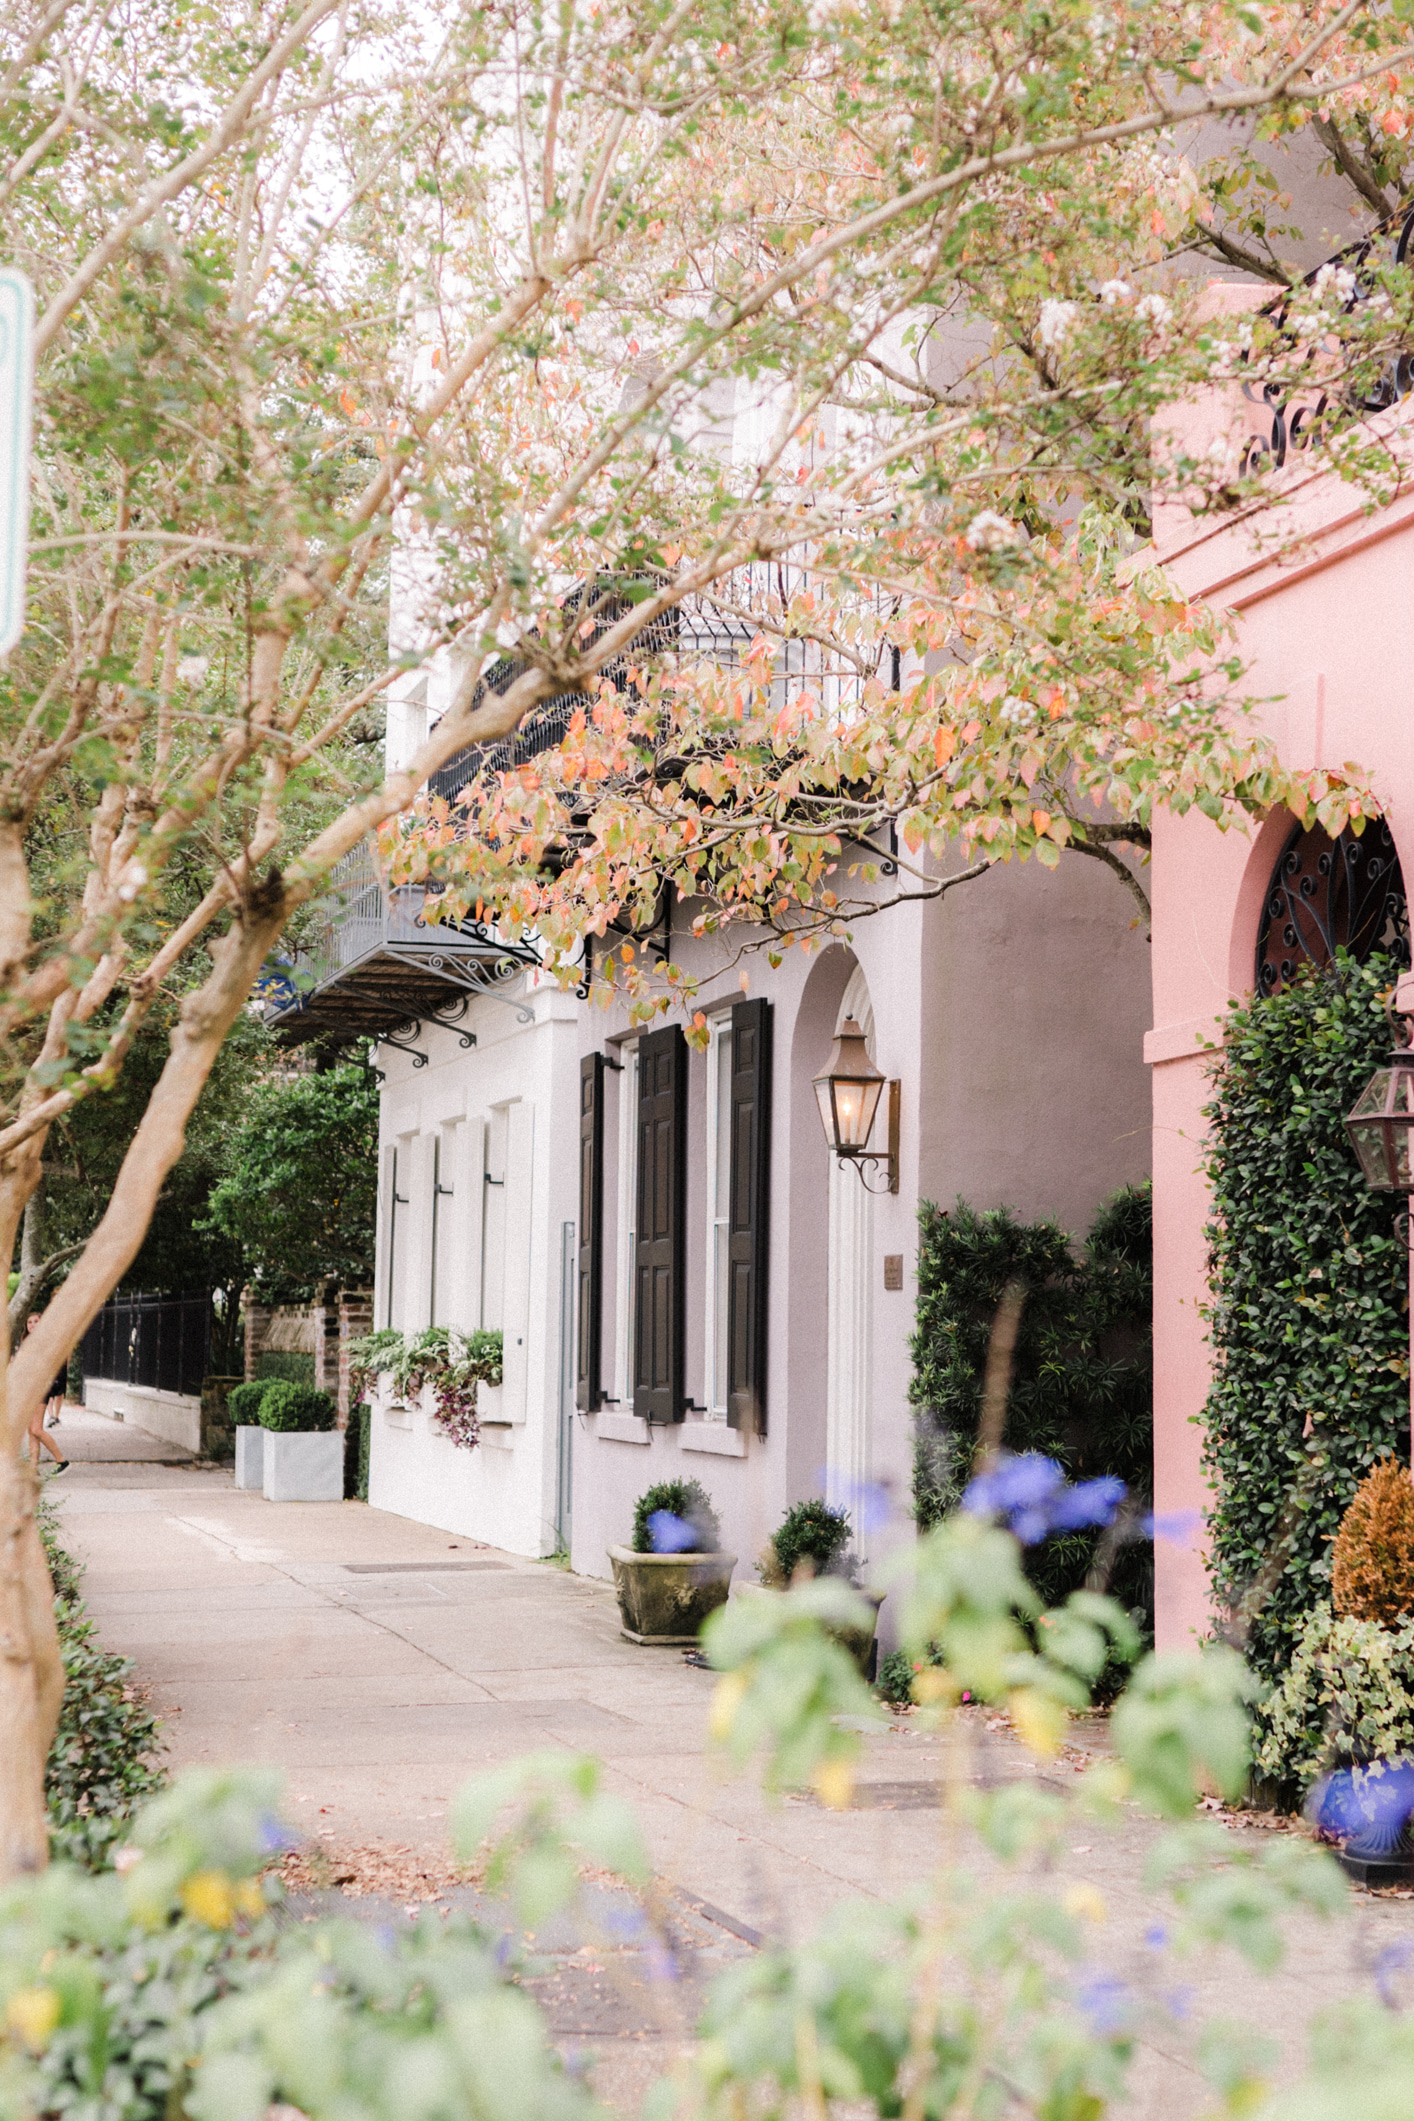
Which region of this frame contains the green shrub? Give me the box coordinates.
[762,1499,853,1585]
[1203,956,1409,1684]
[630,1477,719,1553]
[876,1648,915,1705]
[1253,1602,1414,1798]
[227,1378,271,1425]
[909,1186,1153,1621]
[345,1403,371,1501]
[39,1496,165,1868]
[258,1380,336,1432]
[255,1349,316,1385]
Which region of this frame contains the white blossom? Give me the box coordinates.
[1038,298,1079,353]
[1099,278,1133,306]
[176,654,208,685]
[1311,262,1357,306]
[964,510,1019,553]
[1136,294,1172,328]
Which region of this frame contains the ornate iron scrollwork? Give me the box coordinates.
[1255,817,1409,999]
[377,1020,430,1067]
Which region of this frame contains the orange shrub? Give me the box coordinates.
[1332,1457,1414,1625]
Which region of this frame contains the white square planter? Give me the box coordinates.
[262,1429,343,1503]
[234,1425,265,1490]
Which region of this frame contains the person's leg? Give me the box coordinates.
[45,1391,63,1428]
[29,1414,64,1464]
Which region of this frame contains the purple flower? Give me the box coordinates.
[257,1811,297,1854]
[1142,1510,1203,1548]
[648,1510,699,1554]
[1375,1938,1414,2009]
[1143,1924,1169,1951]
[1075,1971,1129,2036]
[962,1454,1127,1546]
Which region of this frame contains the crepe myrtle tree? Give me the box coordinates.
[0,0,1408,1879]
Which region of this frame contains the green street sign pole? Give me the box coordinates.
[0,269,34,657]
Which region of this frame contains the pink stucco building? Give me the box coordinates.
[1149,285,1414,1647]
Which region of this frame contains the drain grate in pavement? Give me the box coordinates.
[342,1560,509,1574]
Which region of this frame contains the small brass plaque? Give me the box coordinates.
[883,1254,903,1291]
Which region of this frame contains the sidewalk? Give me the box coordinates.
[48,1411,1414,2115]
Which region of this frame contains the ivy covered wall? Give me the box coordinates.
[1202,955,1410,1685]
[909,1189,1153,1619]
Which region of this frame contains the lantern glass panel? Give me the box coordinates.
[1349,1119,1393,1187]
[1351,1069,1395,1119]
[814,1073,884,1152]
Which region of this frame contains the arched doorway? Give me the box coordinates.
[826,965,874,1546]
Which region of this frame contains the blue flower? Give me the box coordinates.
[647,1509,699,1553]
[962,1454,1127,1546]
[257,1810,297,1854]
[1141,1509,1203,1548]
[1143,1923,1169,1951]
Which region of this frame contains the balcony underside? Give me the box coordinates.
[267,936,534,1050]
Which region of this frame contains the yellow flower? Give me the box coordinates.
[6,1986,60,2049]
[1063,1883,1107,1925]
[1009,1687,1066,1758]
[813,1758,855,1811]
[912,1668,951,1707]
[709,1669,749,1742]
[180,1869,236,1929]
[232,1877,265,1920]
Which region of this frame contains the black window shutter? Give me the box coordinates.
[727,997,772,1433]
[633,1025,687,1422]
[576,1053,604,1411]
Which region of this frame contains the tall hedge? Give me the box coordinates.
[1202,954,1410,1684]
[909,1188,1153,1618]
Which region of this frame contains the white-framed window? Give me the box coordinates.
[703,1018,733,1418]
[611,1039,640,1405]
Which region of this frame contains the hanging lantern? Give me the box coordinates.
[813,1018,899,1193]
[1346,1045,1414,1192]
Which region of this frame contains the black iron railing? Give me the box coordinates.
[81,1290,213,1398]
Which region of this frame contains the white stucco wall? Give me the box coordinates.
[366,971,580,1556]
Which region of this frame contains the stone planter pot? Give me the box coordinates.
[262,1429,344,1503]
[744,1583,885,1678]
[234,1425,264,1490]
[607,1545,736,1645]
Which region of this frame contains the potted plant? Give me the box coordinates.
[608,1478,736,1644]
[758,1498,885,1677]
[1255,1459,1414,1882]
[228,1378,274,1490]
[259,1382,343,1502]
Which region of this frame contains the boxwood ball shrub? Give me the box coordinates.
[1203,954,1410,1684]
[630,1478,720,1553]
[226,1379,271,1425]
[257,1381,336,1432]
[762,1499,853,1585]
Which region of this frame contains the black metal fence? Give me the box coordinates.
[81,1291,213,1398]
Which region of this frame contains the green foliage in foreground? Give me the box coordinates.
[2,1506,1400,2121]
[40,1498,166,1869]
[1203,957,1410,1684]
[909,1188,1153,1623]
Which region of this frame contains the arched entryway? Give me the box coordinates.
[826,964,875,1546]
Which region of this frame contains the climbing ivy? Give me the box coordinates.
[1202,955,1411,1685]
[908,1188,1153,1620]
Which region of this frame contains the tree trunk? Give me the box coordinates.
[0,900,287,1878]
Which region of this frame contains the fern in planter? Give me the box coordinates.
[346,1327,503,1451]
